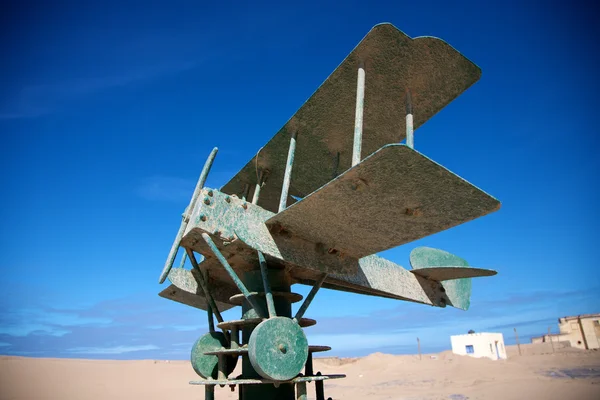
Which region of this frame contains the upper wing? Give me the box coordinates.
[220,23,482,213]
[266,144,500,259]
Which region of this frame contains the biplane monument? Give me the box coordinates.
[157,23,500,400]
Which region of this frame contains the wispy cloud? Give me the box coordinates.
[67,345,159,355]
[0,61,198,120]
[135,176,195,203]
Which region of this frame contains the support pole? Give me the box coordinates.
[514,328,522,356]
[159,147,218,283]
[185,248,224,324]
[315,372,325,400]
[406,90,414,149]
[278,131,298,212]
[258,252,276,318]
[205,385,215,400]
[294,273,327,322]
[202,233,267,318]
[252,170,265,205]
[242,183,250,201]
[207,304,215,333]
[296,382,307,400]
[417,337,421,360]
[352,61,365,167]
[548,327,555,353]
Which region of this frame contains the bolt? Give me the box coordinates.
[207,190,213,197]
[200,215,207,222]
[204,197,211,205]
[278,344,287,354]
[214,230,221,236]
[225,196,231,203]
[241,202,248,210]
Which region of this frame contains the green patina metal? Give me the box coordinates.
[191,331,237,379]
[248,317,309,381]
[157,23,500,399]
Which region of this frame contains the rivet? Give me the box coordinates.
[225,196,231,203]
[242,202,248,210]
[207,190,213,197]
[204,197,211,205]
[200,215,207,222]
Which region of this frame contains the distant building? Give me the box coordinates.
[450,332,507,360]
[531,313,600,350]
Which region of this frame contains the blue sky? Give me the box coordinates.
[0,0,598,359]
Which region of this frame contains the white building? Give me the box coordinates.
[450,332,507,360]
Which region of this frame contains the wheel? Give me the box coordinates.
[248,317,308,381]
[190,331,237,378]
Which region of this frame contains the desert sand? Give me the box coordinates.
[1,344,599,400]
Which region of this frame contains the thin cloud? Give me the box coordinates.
[135,176,195,203]
[67,344,159,355]
[0,61,198,120]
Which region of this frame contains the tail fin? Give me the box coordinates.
[410,247,496,311]
[442,278,472,311]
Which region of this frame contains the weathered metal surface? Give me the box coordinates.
[182,188,358,275]
[189,374,345,385]
[160,147,218,283]
[229,291,303,305]
[410,247,479,310]
[411,266,496,280]
[221,23,481,213]
[325,254,448,308]
[191,331,237,379]
[158,284,234,312]
[248,317,309,381]
[217,318,316,331]
[267,144,500,259]
[163,265,238,311]
[441,278,472,311]
[410,246,467,269]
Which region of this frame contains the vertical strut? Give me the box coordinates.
[185,248,224,324]
[279,131,298,212]
[242,183,250,201]
[406,90,414,149]
[159,147,218,283]
[205,385,215,400]
[202,233,267,318]
[352,61,366,167]
[207,304,215,333]
[252,170,266,205]
[315,372,325,400]
[296,382,307,400]
[258,252,276,318]
[294,273,327,322]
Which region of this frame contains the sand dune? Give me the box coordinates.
[1,345,599,400]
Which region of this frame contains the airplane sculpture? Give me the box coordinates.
[157,23,500,400]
